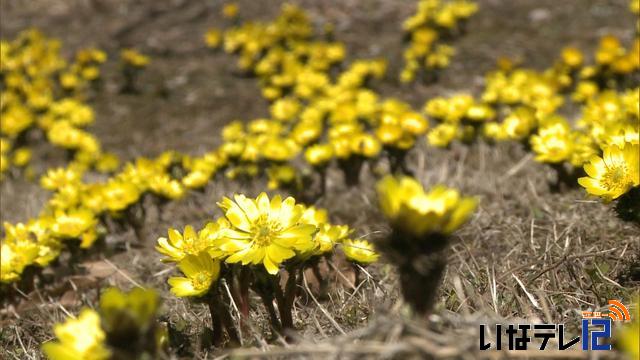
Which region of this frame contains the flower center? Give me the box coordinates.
[602,162,630,191]
[192,272,212,290]
[251,216,281,247]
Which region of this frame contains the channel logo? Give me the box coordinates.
[606,300,631,322]
[480,299,631,351]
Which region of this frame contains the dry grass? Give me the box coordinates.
[1,0,638,359]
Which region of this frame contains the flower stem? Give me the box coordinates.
[215,288,241,346]
[280,267,298,332]
[259,290,282,333]
[206,298,223,347]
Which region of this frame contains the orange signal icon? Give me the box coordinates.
[606,300,631,321]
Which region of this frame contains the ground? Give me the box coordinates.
[0,0,638,359]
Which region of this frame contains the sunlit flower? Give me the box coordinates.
[168,252,220,297]
[342,239,379,265]
[578,141,639,201]
[157,220,229,262]
[102,180,141,212]
[52,208,97,242]
[217,193,316,274]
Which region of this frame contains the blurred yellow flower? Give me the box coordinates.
[42,309,110,360]
[377,176,477,236]
[530,121,573,163]
[205,29,222,49]
[222,2,239,19]
[304,143,333,167]
[120,48,150,68]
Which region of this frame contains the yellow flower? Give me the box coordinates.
[561,47,584,68]
[502,107,537,140]
[2,104,34,138]
[12,147,31,167]
[616,311,639,359]
[120,49,150,68]
[204,29,222,49]
[400,112,429,135]
[270,97,301,121]
[376,124,403,145]
[304,143,333,167]
[42,309,111,360]
[261,137,300,162]
[300,206,328,226]
[182,168,213,189]
[52,208,97,241]
[578,142,639,201]
[149,174,185,200]
[0,237,39,283]
[102,180,141,212]
[222,2,239,19]
[41,168,82,190]
[217,193,317,274]
[266,164,297,190]
[99,287,160,332]
[351,133,381,158]
[377,176,477,236]
[466,104,496,122]
[314,224,350,254]
[427,123,458,147]
[81,66,100,81]
[572,81,599,102]
[342,239,379,265]
[95,153,120,173]
[530,121,573,163]
[168,252,220,297]
[157,220,228,262]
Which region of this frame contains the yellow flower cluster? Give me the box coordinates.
[0,149,227,283]
[400,0,478,83]
[43,287,164,360]
[3,7,389,285]
[212,5,435,185]
[4,1,636,290]
[60,47,107,91]
[1,29,115,179]
[416,28,639,205]
[158,192,374,297]
[157,192,376,335]
[424,93,495,147]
